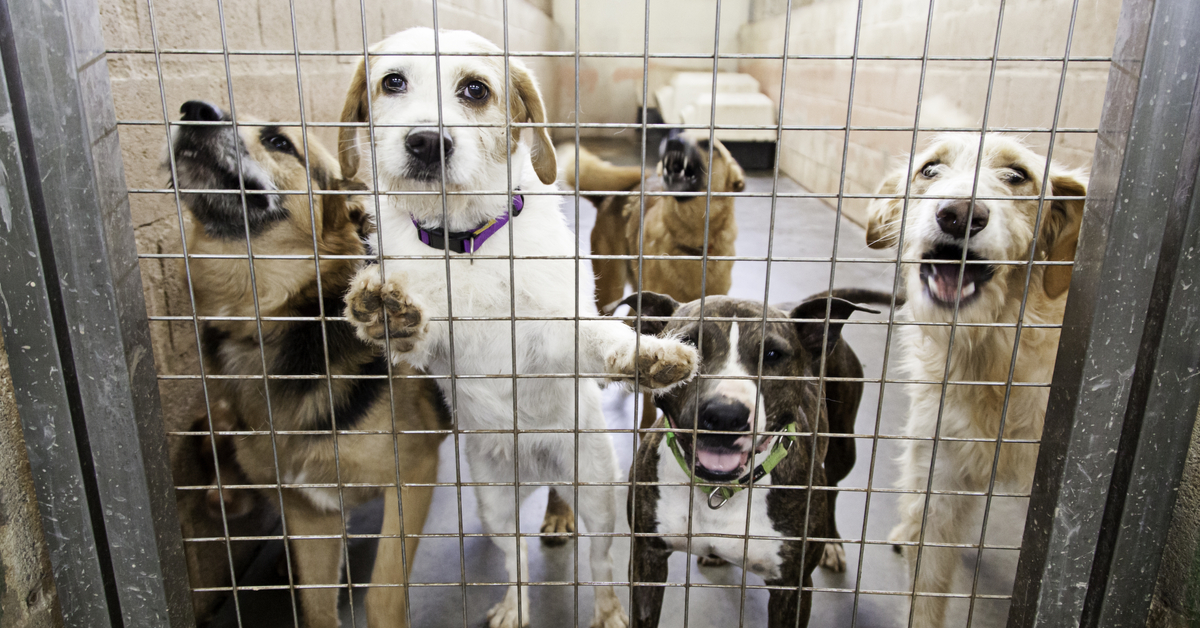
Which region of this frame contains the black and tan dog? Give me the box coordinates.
[618,290,887,627]
[171,100,448,628]
[564,133,745,431]
[567,134,744,312]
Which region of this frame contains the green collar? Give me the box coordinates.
[664,422,798,510]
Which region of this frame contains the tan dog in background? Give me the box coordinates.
[866,134,1086,627]
[565,133,745,430]
[171,100,447,628]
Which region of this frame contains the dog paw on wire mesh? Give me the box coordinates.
[607,335,699,391]
[345,270,427,351]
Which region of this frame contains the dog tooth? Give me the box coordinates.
[962,282,976,298]
[927,275,938,296]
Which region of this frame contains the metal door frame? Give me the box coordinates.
[0,0,1196,627]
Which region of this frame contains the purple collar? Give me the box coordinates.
[411,194,524,254]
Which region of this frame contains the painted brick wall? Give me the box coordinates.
[737,0,1120,225]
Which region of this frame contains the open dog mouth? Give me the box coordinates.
[919,244,995,307]
[678,433,774,482]
[660,137,706,194]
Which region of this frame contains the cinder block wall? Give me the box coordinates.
[100,0,561,425]
[0,338,61,628]
[1149,408,1200,627]
[548,0,750,139]
[737,0,1120,225]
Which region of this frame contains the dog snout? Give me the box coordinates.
[698,400,751,433]
[936,200,989,239]
[405,128,454,167]
[180,100,225,122]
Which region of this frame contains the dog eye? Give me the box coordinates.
[762,349,788,364]
[265,134,294,154]
[1004,167,1028,185]
[382,73,407,94]
[920,162,940,179]
[460,80,489,101]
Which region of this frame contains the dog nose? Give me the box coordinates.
[936,200,989,239]
[698,400,751,433]
[405,129,454,166]
[180,100,225,122]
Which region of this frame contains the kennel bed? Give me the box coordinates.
[0,0,1198,627]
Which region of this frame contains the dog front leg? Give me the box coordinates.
[890,442,976,628]
[578,320,698,392]
[766,565,814,628]
[366,453,438,628]
[540,488,576,547]
[572,432,629,628]
[628,540,669,628]
[282,492,347,628]
[468,446,532,628]
[590,205,630,313]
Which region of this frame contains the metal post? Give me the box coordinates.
[1009,0,1200,626]
[0,0,193,626]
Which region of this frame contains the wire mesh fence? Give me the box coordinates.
[112,1,1113,627]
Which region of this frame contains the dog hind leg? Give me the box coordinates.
[590,203,629,314]
[572,432,629,628]
[820,358,862,572]
[766,562,814,628]
[366,454,438,628]
[282,492,346,628]
[629,542,669,628]
[469,447,533,628]
[890,442,977,628]
[540,488,576,547]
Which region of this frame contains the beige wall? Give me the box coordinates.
[101,0,560,425]
[549,0,750,138]
[0,338,61,628]
[738,0,1120,224]
[1149,407,1200,627]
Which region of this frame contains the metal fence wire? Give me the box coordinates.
[2,0,1200,627]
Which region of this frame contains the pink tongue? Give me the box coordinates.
[930,265,966,302]
[696,448,745,473]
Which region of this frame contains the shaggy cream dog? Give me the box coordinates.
[338,28,699,628]
[866,134,1086,627]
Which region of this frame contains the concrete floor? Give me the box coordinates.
[209,143,1027,628]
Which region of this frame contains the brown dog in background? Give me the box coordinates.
[565,133,745,430]
[170,99,447,628]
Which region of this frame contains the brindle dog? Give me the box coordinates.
[619,290,886,628]
[171,100,447,628]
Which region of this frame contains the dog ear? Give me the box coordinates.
[1041,170,1088,299]
[789,297,873,356]
[713,140,745,192]
[323,178,371,240]
[866,168,906,250]
[339,57,370,179]
[508,59,557,185]
[614,291,680,336]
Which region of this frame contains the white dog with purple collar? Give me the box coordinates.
[339,28,700,628]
